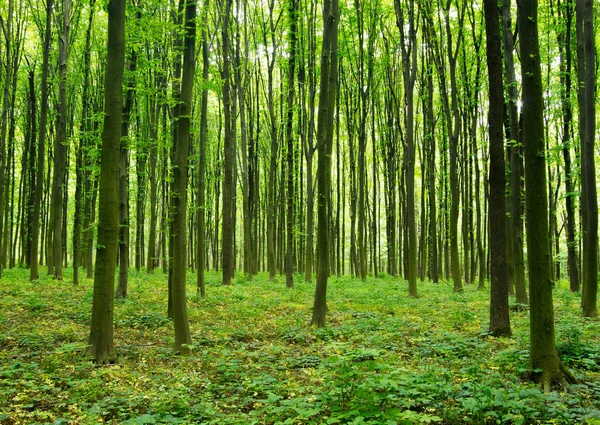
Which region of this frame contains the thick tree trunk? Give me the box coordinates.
[484,0,510,337]
[87,0,125,364]
[577,0,597,318]
[519,0,576,389]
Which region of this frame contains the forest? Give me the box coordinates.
[0,0,599,423]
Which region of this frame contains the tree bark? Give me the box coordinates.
[484,0,510,337]
[519,0,576,389]
[29,0,53,281]
[171,0,196,354]
[87,0,126,364]
[311,0,338,327]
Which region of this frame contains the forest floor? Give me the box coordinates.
[0,268,599,425]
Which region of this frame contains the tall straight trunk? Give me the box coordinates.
[0,0,14,279]
[577,0,597,318]
[446,4,463,293]
[311,0,338,327]
[299,4,317,282]
[147,69,165,273]
[116,47,137,299]
[221,0,235,285]
[48,0,71,279]
[29,0,53,281]
[502,0,527,304]
[196,0,210,296]
[25,69,36,267]
[484,0,510,337]
[238,11,253,278]
[87,0,125,364]
[518,0,576,389]
[285,0,298,288]
[264,0,278,279]
[427,69,438,283]
[73,0,95,285]
[395,0,417,296]
[554,0,579,292]
[171,0,196,353]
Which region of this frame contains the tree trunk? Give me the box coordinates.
[29,0,53,281]
[197,0,210,296]
[221,0,235,286]
[518,0,576,389]
[87,0,125,364]
[577,0,597,318]
[311,0,338,327]
[73,0,95,285]
[484,0,510,337]
[284,0,298,288]
[48,0,71,280]
[171,0,196,354]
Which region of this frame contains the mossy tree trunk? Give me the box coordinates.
[518,0,576,390]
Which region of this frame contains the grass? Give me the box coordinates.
[0,267,599,424]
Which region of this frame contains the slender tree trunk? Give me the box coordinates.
[395,0,417,296]
[48,0,71,279]
[73,0,95,285]
[554,0,579,292]
[221,0,235,286]
[484,0,510,336]
[116,46,137,299]
[29,0,53,281]
[171,0,196,353]
[197,0,210,296]
[311,0,338,327]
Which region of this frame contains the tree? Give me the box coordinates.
[29,0,54,282]
[48,0,71,280]
[87,0,126,364]
[395,0,417,296]
[73,0,96,286]
[577,0,597,318]
[197,0,210,297]
[221,0,235,285]
[311,0,338,327]
[518,0,576,389]
[284,0,298,289]
[484,0,510,337]
[170,0,196,354]
[502,0,527,305]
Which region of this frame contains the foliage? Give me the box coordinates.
[0,268,599,424]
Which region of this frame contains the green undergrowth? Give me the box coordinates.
[0,268,599,424]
